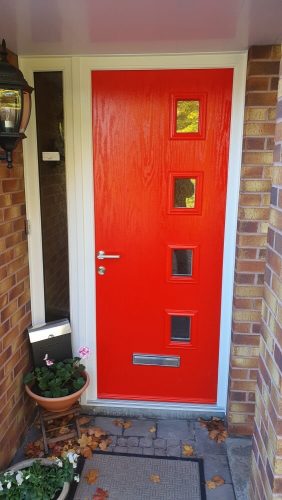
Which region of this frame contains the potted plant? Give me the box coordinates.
[23,347,90,412]
[0,453,79,499]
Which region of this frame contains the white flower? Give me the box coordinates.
[67,452,79,466]
[7,482,11,489]
[56,459,63,468]
[16,471,24,485]
[74,474,80,482]
[0,482,3,491]
[25,474,30,480]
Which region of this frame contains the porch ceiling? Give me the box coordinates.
[1,0,282,56]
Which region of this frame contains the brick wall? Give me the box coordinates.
[228,46,281,435]
[249,51,282,500]
[0,51,33,469]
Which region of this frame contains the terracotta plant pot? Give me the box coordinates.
[25,371,90,412]
[7,458,70,499]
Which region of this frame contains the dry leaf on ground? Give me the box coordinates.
[149,426,156,433]
[150,474,161,483]
[93,488,109,499]
[182,444,194,456]
[78,434,93,448]
[88,427,107,438]
[58,426,70,435]
[25,440,44,458]
[78,416,91,425]
[81,446,93,459]
[199,417,228,443]
[113,419,132,429]
[85,469,99,485]
[99,438,112,451]
[206,475,225,489]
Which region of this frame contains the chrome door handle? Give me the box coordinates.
[97,250,120,260]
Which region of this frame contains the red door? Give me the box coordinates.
[93,69,233,403]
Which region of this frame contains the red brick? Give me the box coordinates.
[248,61,280,76]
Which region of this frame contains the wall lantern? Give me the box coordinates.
[0,39,33,168]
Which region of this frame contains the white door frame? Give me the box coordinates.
[20,52,247,414]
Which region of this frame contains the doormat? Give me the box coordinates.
[72,451,206,500]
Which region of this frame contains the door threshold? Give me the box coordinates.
[82,398,225,419]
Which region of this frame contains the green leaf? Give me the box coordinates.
[23,372,35,384]
[73,377,85,390]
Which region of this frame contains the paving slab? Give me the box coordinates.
[117,437,128,447]
[154,438,166,449]
[157,419,194,440]
[113,446,128,453]
[143,447,155,455]
[128,437,139,447]
[155,448,167,456]
[227,437,252,500]
[139,437,153,448]
[203,454,232,484]
[167,445,181,457]
[206,483,236,500]
[127,447,143,454]
[95,416,123,435]
[123,419,156,437]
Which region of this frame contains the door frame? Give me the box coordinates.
[20,52,247,413]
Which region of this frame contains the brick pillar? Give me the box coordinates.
[249,50,282,500]
[0,50,33,469]
[228,46,281,435]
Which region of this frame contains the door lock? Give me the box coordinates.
[97,266,106,275]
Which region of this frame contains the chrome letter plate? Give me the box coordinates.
[133,354,180,367]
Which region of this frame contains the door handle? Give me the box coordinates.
[97,250,120,260]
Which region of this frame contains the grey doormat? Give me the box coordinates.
[73,451,206,499]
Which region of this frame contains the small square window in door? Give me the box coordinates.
[169,172,203,215]
[171,315,191,342]
[167,245,199,283]
[165,310,198,349]
[170,94,207,140]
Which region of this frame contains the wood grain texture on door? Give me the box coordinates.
[93,69,233,403]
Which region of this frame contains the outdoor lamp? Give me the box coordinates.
[0,39,33,168]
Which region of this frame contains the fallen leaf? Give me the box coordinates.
[199,417,227,443]
[89,427,107,438]
[99,438,112,451]
[113,418,132,429]
[82,446,93,459]
[90,440,99,451]
[113,418,124,428]
[149,426,156,433]
[85,469,99,484]
[93,488,109,499]
[206,475,225,489]
[78,416,91,425]
[78,434,93,448]
[25,440,44,458]
[182,444,194,456]
[150,474,160,483]
[59,426,70,435]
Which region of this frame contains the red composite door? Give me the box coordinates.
[92,69,233,403]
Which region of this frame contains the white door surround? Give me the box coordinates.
[20,52,247,414]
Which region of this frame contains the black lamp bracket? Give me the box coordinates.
[0,150,12,168]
